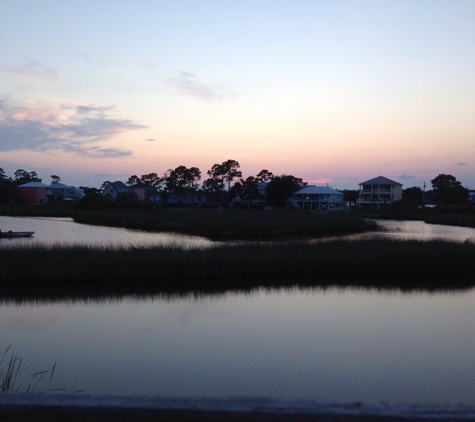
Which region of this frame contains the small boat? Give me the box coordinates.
[0,231,35,238]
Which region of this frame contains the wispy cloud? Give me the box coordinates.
[75,103,115,115]
[457,162,468,166]
[7,61,61,83]
[166,71,242,101]
[73,50,109,66]
[146,138,157,142]
[0,97,147,157]
[399,174,417,180]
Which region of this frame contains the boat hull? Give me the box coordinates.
[0,231,35,238]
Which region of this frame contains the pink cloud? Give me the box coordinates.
[8,61,61,83]
[0,98,147,157]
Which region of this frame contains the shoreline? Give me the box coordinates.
[1,394,474,422]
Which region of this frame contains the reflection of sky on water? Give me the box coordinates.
[1,217,475,249]
[0,216,213,248]
[1,288,475,404]
[320,219,475,243]
[2,216,475,402]
[372,219,475,242]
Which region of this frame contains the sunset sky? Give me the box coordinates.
[1,0,474,190]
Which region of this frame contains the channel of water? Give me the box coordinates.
[2,216,475,248]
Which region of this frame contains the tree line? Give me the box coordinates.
[0,160,307,208]
[0,168,42,204]
[103,159,307,208]
[401,174,469,206]
[0,163,471,208]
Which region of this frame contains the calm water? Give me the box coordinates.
[1,216,475,404]
[369,219,475,242]
[0,216,213,248]
[2,216,475,247]
[1,288,474,404]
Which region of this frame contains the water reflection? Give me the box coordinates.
[372,219,475,242]
[0,216,213,248]
[2,216,475,250]
[2,278,474,306]
[1,286,475,404]
[2,216,475,403]
[2,282,473,306]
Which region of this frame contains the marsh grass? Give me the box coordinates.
[0,346,62,393]
[71,209,376,239]
[1,238,474,295]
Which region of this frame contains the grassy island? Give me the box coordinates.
[1,238,474,299]
[1,206,474,299]
[71,209,377,240]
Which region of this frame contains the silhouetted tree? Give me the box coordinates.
[237,176,259,206]
[80,186,101,196]
[140,173,163,187]
[402,186,423,205]
[266,175,306,207]
[187,167,201,192]
[75,187,110,209]
[201,177,223,205]
[51,175,61,184]
[0,168,17,204]
[114,192,138,208]
[164,166,201,193]
[205,160,241,206]
[13,169,41,185]
[341,189,358,205]
[126,175,140,185]
[255,169,274,182]
[431,174,468,205]
[162,166,201,205]
[207,159,242,193]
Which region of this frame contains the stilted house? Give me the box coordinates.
[290,186,345,211]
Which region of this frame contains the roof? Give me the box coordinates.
[107,181,129,189]
[71,187,85,197]
[50,182,71,189]
[130,182,156,189]
[294,185,344,195]
[359,176,402,186]
[17,182,50,188]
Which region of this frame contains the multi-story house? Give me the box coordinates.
[102,181,131,199]
[49,182,83,201]
[129,182,159,202]
[357,176,403,208]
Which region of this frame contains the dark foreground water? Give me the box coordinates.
[1,287,475,404]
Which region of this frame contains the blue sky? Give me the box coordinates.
[1,0,474,189]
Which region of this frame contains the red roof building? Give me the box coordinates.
[17,182,52,205]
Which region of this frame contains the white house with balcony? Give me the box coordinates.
[102,181,131,198]
[357,176,403,208]
[290,185,345,211]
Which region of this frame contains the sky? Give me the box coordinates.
[1,0,474,190]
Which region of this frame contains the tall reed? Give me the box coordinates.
[0,345,60,393]
[1,238,474,294]
[71,209,376,239]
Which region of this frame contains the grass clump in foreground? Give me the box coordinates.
[1,238,474,294]
[0,345,62,393]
